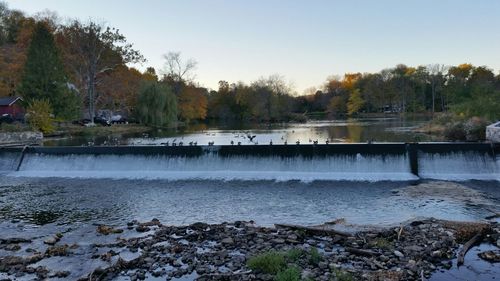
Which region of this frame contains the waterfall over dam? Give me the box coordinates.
[1,143,498,182]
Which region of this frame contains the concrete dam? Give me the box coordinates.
[1,143,499,182]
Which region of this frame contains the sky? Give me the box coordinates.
[5,0,500,93]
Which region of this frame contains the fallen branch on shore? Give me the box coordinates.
[345,247,379,257]
[274,223,352,237]
[397,225,404,241]
[457,232,484,266]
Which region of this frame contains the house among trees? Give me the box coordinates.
[0,96,24,120]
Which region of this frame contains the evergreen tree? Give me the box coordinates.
[18,22,80,120]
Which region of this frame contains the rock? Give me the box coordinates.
[45,245,69,256]
[50,271,70,278]
[136,271,146,280]
[97,225,123,235]
[318,261,328,269]
[379,255,390,262]
[271,238,285,244]
[221,237,234,245]
[4,244,21,251]
[393,250,404,258]
[301,269,313,279]
[478,250,500,262]
[43,237,58,245]
[407,259,417,271]
[136,225,151,232]
[0,237,31,244]
[405,245,423,252]
[431,250,442,258]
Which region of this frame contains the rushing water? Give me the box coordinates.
[0,178,499,227]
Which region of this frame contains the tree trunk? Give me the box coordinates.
[431,81,436,116]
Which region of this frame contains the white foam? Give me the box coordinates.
[419,153,499,181]
[12,153,416,182]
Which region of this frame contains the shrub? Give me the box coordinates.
[274,266,301,281]
[0,123,27,132]
[444,122,466,141]
[464,117,488,141]
[26,99,55,134]
[308,247,322,266]
[247,251,286,275]
[286,248,304,262]
[371,237,393,250]
[333,268,355,281]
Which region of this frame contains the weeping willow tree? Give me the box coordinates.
[137,81,177,126]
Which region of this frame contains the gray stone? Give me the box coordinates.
[393,250,404,258]
[221,237,234,245]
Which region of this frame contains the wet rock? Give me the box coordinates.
[43,236,59,245]
[140,218,161,227]
[4,244,21,251]
[49,271,70,278]
[0,237,31,244]
[97,224,124,235]
[136,225,151,232]
[478,250,500,262]
[45,244,69,256]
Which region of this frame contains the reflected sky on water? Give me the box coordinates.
[43,117,440,147]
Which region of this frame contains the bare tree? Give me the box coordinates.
[162,51,197,83]
[427,64,448,115]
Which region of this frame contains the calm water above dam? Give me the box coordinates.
[43,117,439,146]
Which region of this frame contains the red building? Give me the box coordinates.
[0,97,24,119]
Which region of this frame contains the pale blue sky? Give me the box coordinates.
[6,0,500,93]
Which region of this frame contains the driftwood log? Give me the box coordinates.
[274,223,352,237]
[457,232,484,266]
[345,247,378,257]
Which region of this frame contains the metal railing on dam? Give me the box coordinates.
[1,143,499,181]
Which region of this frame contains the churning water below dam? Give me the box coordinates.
[0,177,499,227]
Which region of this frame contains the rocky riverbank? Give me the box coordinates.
[0,217,499,281]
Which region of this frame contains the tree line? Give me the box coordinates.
[1,2,499,131]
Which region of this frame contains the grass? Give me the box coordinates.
[61,123,151,137]
[274,266,301,281]
[371,237,393,250]
[332,268,355,281]
[308,247,322,266]
[247,251,286,275]
[0,123,29,132]
[285,248,305,262]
